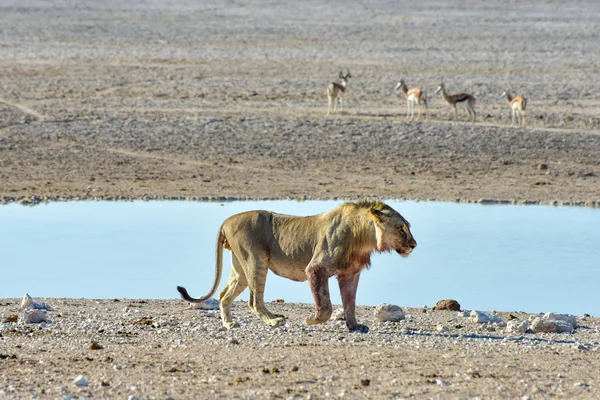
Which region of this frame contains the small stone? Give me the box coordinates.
[433,299,461,311]
[89,340,103,350]
[360,378,370,387]
[573,342,589,351]
[506,319,530,334]
[332,308,345,320]
[73,375,88,387]
[543,313,577,328]
[1,314,18,323]
[188,298,219,310]
[374,304,405,322]
[21,309,48,324]
[20,293,32,310]
[130,317,154,325]
[530,318,573,333]
[469,311,503,324]
[574,382,589,388]
[437,325,450,333]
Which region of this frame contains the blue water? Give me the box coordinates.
[1,200,599,316]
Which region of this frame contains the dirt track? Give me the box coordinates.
[0,0,599,206]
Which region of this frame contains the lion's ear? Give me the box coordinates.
[369,208,385,222]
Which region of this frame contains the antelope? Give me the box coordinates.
[502,90,527,127]
[395,79,428,121]
[436,83,476,122]
[326,69,351,115]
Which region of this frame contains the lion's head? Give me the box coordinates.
[369,206,417,257]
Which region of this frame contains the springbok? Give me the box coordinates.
[436,83,476,122]
[326,69,352,115]
[395,79,428,121]
[502,90,527,127]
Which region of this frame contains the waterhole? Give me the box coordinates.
[1,200,598,315]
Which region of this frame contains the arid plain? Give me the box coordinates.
[1,0,600,399]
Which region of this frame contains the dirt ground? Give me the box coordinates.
[0,0,599,206]
[1,299,600,400]
[1,0,600,398]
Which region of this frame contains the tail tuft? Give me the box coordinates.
[177,285,191,300]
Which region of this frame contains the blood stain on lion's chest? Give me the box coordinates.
[347,253,372,273]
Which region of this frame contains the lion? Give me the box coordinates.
[177,200,416,332]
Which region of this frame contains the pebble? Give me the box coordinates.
[188,298,220,310]
[73,375,88,387]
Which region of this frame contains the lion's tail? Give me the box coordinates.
[176,223,226,304]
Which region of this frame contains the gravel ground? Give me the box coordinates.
[1,298,600,399]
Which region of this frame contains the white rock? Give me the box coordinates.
[530,318,574,333]
[200,310,219,318]
[20,293,32,310]
[19,293,51,310]
[188,298,219,310]
[374,304,405,322]
[506,319,530,333]
[544,313,578,328]
[31,301,51,310]
[73,375,88,387]
[437,325,450,333]
[469,310,503,324]
[332,308,345,320]
[21,309,48,324]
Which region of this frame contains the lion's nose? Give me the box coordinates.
[409,240,417,249]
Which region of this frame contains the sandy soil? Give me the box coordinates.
[1,1,600,398]
[0,0,599,206]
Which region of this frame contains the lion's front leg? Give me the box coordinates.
[305,263,333,325]
[338,272,369,333]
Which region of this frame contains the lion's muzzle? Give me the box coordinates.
[396,238,417,257]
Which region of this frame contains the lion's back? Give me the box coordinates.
[221,210,321,264]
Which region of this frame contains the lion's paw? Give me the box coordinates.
[224,321,240,329]
[348,323,369,333]
[267,317,286,327]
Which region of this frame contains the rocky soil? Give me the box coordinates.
[1,298,600,399]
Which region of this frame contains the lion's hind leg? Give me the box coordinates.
[218,253,248,329]
[243,255,286,327]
